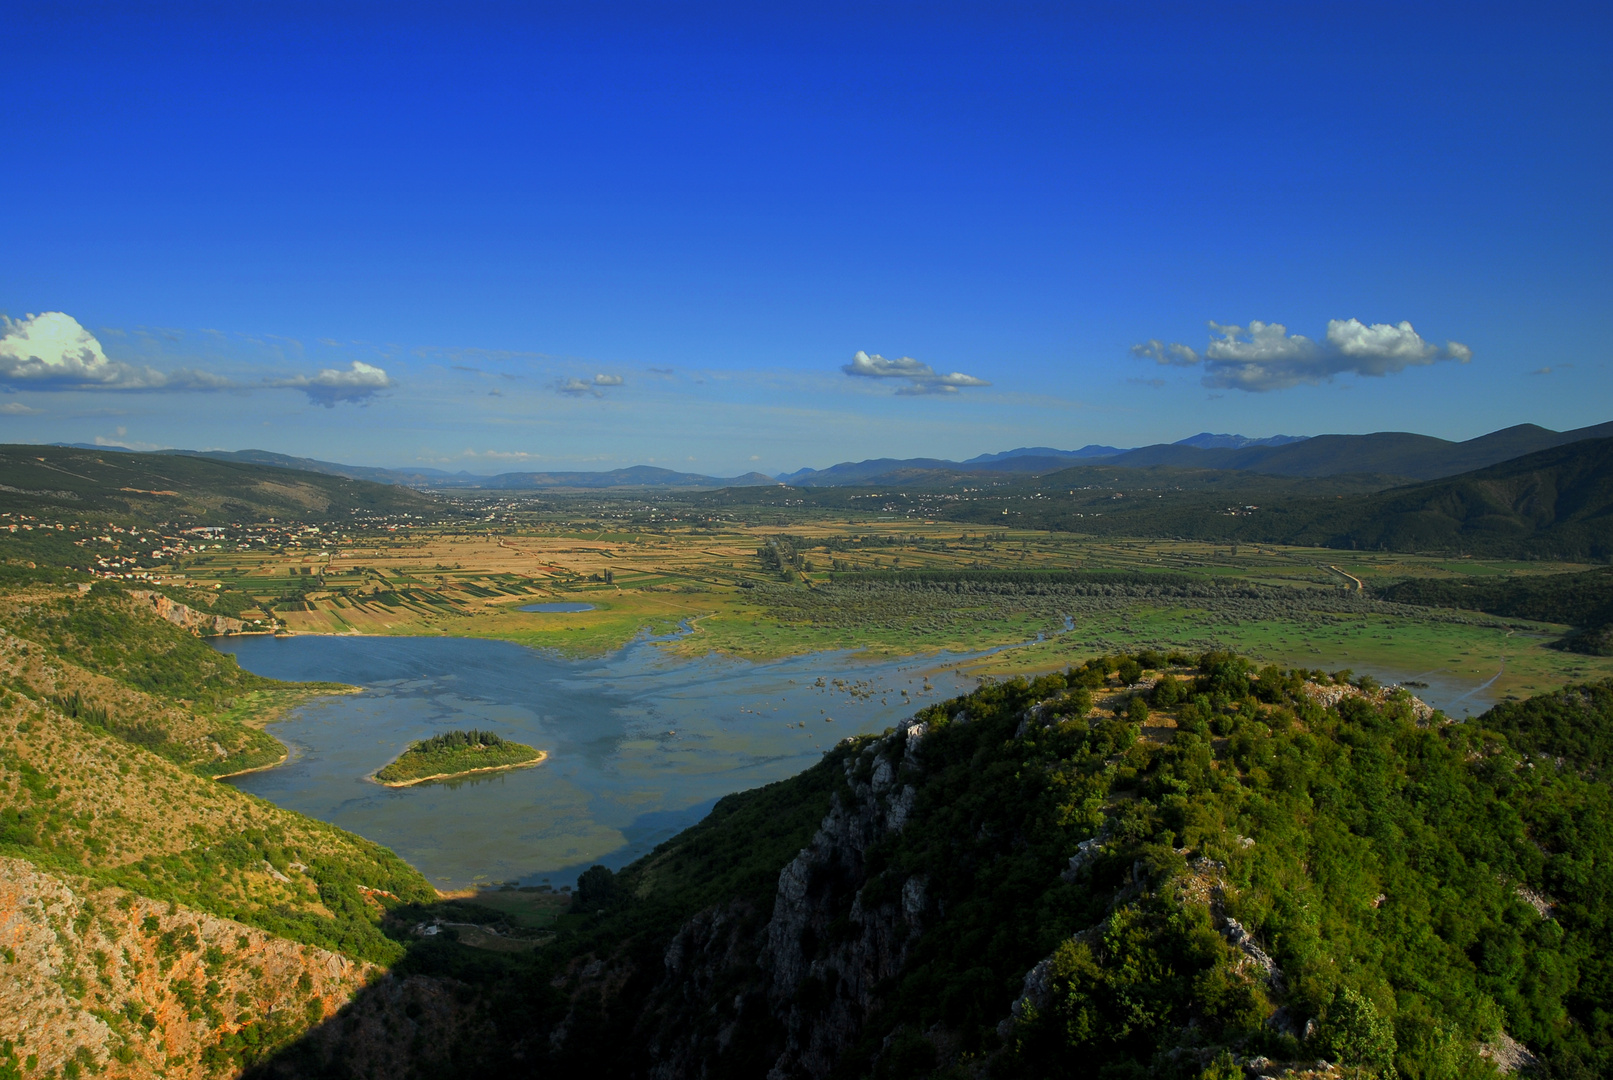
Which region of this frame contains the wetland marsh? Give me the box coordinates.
[193,513,1612,889]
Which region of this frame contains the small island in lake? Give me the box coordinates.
[374,729,547,787]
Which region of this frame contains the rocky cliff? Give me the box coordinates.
[128,589,249,636]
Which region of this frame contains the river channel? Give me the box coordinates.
[214,631,977,889]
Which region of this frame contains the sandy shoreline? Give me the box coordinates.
[212,751,290,781]
[373,750,549,788]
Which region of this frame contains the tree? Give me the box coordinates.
[575,865,618,913]
[1316,987,1397,1078]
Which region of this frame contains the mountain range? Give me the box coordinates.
[777,421,1613,487]
[48,419,1612,493]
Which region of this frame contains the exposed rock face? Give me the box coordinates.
[1303,681,1435,722]
[1480,1031,1543,1075]
[128,589,247,636]
[760,719,931,1080]
[547,719,939,1079]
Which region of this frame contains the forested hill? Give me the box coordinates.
[256,652,1613,1080]
[1256,435,1613,559]
[1098,419,1613,480]
[913,436,1613,559]
[0,444,442,522]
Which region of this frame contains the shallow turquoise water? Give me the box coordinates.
[517,602,595,613]
[214,633,974,888]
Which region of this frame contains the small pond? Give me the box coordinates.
[518,602,596,613]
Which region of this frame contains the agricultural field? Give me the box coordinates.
[143,504,1613,707]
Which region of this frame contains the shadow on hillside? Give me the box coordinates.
[243,897,567,1080]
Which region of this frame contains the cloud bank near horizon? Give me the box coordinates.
[1132,319,1472,392]
[842,350,990,395]
[0,312,391,405]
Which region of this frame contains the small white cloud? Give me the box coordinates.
[842,350,990,396]
[0,401,42,414]
[1133,318,1473,392]
[1129,339,1200,366]
[593,373,624,386]
[268,360,391,406]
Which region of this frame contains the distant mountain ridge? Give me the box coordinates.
[53,420,1613,492]
[1098,421,1613,480]
[961,444,1126,465]
[154,449,777,490]
[776,421,1613,488]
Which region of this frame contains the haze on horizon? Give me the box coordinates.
[2,3,1608,476]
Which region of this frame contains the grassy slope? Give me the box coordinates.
[0,585,436,966]
[1,586,298,775]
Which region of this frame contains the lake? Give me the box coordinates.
[214,632,976,889]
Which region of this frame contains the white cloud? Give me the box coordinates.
[842,350,990,395]
[0,311,249,393]
[593,373,624,386]
[1128,339,1200,366]
[1132,318,1472,392]
[0,401,42,414]
[267,360,392,406]
[0,312,170,389]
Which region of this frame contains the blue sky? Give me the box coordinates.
[2,2,1609,475]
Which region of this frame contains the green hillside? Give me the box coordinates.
[0,444,442,523]
[1104,420,1613,480]
[0,580,437,1076]
[906,438,1613,559]
[1276,437,1613,559]
[259,652,1613,1080]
